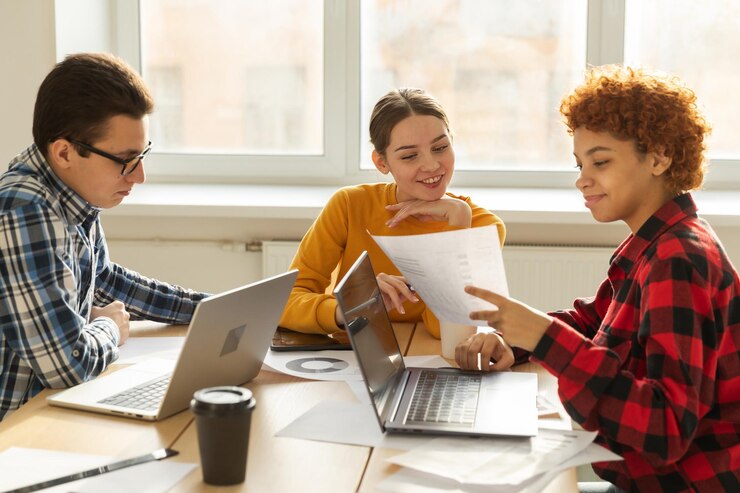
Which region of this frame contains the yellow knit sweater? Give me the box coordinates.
[279,183,505,338]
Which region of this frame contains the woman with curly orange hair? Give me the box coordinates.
[455,66,740,493]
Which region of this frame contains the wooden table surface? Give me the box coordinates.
[0,321,577,492]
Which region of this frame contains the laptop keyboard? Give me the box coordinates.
[406,371,481,425]
[98,374,170,411]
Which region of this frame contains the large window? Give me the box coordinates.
[99,0,740,187]
[624,0,740,161]
[140,0,323,156]
[360,0,587,171]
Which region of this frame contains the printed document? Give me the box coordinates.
[371,226,508,325]
[385,429,597,486]
[378,441,622,493]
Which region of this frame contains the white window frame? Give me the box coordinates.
[115,0,354,185]
[55,0,740,189]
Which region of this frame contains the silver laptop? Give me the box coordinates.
[47,270,298,421]
[334,252,537,437]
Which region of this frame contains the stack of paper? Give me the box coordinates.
[377,429,623,493]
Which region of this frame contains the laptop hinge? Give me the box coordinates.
[386,370,411,423]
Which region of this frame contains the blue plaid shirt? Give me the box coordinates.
[0,144,208,420]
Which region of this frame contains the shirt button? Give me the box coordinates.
[72,349,80,358]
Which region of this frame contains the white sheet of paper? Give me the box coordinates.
[533,388,572,431]
[75,460,196,493]
[536,392,560,417]
[346,379,372,404]
[262,349,364,381]
[378,442,623,493]
[276,399,435,451]
[546,441,623,471]
[116,336,184,364]
[0,447,195,492]
[371,226,508,325]
[386,429,597,486]
[377,466,558,493]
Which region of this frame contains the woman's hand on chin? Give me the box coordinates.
[385,196,472,228]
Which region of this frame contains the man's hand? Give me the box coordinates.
[91,301,130,346]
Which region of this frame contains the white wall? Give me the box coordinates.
[0,0,56,165]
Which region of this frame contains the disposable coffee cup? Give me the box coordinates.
[440,321,477,359]
[190,386,256,486]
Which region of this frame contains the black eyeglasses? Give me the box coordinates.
[69,139,152,176]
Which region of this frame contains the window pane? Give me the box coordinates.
[360,0,588,170]
[625,0,740,159]
[140,0,323,155]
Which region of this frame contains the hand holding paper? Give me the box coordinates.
[371,226,508,325]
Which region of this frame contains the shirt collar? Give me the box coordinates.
[8,144,101,226]
[611,193,697,273]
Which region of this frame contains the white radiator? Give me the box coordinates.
[262,240,302,279]
[502,244,612,311]
[262,241,614,312]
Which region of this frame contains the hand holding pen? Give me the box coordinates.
[376,273,418,314]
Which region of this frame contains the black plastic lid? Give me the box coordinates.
[190,386,254,414]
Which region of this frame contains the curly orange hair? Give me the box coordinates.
[560,65,711,194]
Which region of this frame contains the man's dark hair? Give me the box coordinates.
[33,52,154,158]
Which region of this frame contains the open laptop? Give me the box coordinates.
[334,252,537,437]
[47,270,298,421]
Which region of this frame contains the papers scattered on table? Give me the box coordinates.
[378,441,621,493]
[277,387,622,493]
[387,429,595,485]
[379,430,623,493]
[371,226,508,325]
[0,447,195,493]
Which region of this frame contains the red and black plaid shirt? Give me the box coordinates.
[531,194,740,492]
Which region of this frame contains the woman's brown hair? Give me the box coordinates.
[369,88,451,155]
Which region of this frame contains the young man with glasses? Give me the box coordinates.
[0,53,209,421]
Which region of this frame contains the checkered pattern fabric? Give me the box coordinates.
[533,194,740,492]
[0,144,207,421]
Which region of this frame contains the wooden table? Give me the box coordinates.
[0,321,577,492]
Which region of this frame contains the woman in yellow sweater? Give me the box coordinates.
[279,88,506,338]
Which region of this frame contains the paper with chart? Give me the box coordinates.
[371,226,508,325]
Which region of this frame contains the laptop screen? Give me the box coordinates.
[334,252,405,426]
